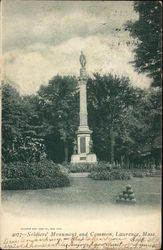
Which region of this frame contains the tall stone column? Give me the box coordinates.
[71,51,97,163]
[77,65,91,156]
[79,76,87,127]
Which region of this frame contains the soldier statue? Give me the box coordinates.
[80,51,86,68]
[89,138,93,154]
[73,139,77,154]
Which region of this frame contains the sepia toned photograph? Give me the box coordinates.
[0,0,162,249]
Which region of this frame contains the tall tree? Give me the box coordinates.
[87,73,137,163]
[142,88,162,165]
[126,1,162,87]
[37,75,79,163]
[2,82,23,162]
[87,73,161,166]
[2,82,46,163]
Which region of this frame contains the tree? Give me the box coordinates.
[126,1,162,87]
[141,87,162,165]
[87,73,162,166]
[37,75,79,163]
[20,95,47,162]
[87,73,137,163]
[2,82,46,163]
[2,82,23,162]
[3,73,160,166]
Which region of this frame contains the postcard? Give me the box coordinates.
[0,1,161,249]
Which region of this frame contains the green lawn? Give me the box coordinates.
[2,176,161,207]
[68,176,161,207]
[1,176,161,226]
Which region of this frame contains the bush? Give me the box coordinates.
[68,161,122,173]
[2,175,70,190]
[68,161,132,180]
[68,163,97,173]
[88,162,132,180]
[133,172,145,178]
[58,164,70,175]
[89,169,132,180]
[2,160,64,179]
[2,160,70,190]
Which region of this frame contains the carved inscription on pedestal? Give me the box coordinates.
[80,136,86,153]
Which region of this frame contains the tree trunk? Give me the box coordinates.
[110,127,115,163]
[121,156,124,167]
[126,156,129,169]
[64,141,69,163]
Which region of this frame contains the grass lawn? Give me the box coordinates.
[67,176,161,207]
[2,176,161,209]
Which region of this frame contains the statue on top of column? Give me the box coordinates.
[80,51,86,68]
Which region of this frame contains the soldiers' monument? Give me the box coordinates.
[71,51,97,163]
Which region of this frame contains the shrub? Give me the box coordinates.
[68,163,97,173]
[68,161,122,173]
[2,160,70,190]
[2,160,64,179]
[89,169,132,180]
[88,162,132,180]
[2,175,70,190]
[68,161,132,180]
[58,164,70,175]
[133,172,145,178]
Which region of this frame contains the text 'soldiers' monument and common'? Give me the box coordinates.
[71,51,97,163]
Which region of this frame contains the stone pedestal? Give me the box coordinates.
[71,52,97,164]
[71,153,97,163]
[71,125,97,163]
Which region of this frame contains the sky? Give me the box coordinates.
[2,0,152,95]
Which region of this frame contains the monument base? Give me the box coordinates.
[71,153,97,163]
